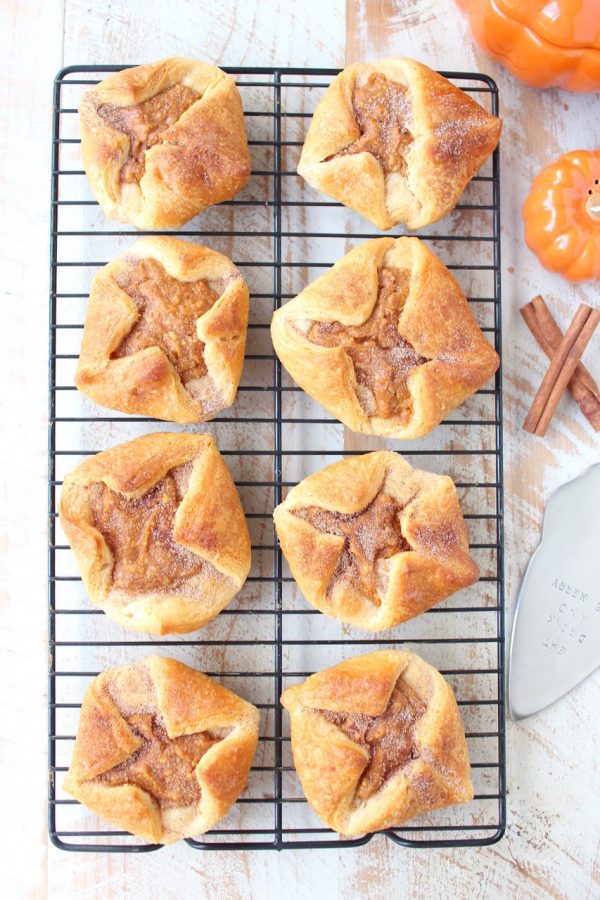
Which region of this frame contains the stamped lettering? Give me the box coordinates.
[543,577,597,653]
[551,577,589,604]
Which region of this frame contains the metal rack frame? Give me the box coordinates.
[49,65,506,852]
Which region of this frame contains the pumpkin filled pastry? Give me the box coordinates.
[79,57,250,228]
[58,433,251,634]
[75,237,249,423]
[297,56,501,230]
[64,656,259,844]
[281,650,473,835]
[271,237,499,439]
[274,451,478,631]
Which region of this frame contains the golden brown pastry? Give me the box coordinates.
[281,650,473,835]
[297,57,501,230]
[271,237,499,439]
[274,451,478,631]
[79,58,250,228]
[64,656,259,844]
[74,237,249,424]
[58,433,251,635]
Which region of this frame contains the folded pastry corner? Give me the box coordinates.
[79,57,251,228]
[58,432,251,634]
[75,237,249,424]
[297,56,501,230]
[281,649,473,835]
[274,451,478,631]
[271,236,499,440]
[64,656,259,844]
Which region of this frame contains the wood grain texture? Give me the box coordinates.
[1,0,599,897]
[0,1,64,898]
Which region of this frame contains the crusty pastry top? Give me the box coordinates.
[75,237,249,424]
[64,656,260,844]
[297,57,501,230]
[87,471,205,593]
[271,236,499,440]
[96,82,201,186]
[98,711,220,809]
[281,650,473,835]
[320,677,425,802]
[111,256,218,383]
[58,432,251,635]
[79,58,251,229]
[293,491,411,604]
[330,72,412,174]
[306,266,427,420]
[274,451,479,631]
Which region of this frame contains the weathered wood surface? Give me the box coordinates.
[1,0,599,897]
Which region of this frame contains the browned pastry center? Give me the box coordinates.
[307,267,426,419]
[88,472,204,592]
[333,73,413,173]
[320,678,425,802]
[293,492,411,604]
[97,83,200,184]
[98,711,219,808]
[112,257,218,383]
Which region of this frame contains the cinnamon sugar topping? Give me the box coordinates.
[98,711,219,808]
[98,83,200,184]
[331,73,413,173]
[294,492,411,604]
[320,679,425,802]
[112,257,218,383]
[307,267,426,420]
[88,471,204,592]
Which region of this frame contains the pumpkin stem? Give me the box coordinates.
[585,192,600,222]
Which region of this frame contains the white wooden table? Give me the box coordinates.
[1,1,599,897]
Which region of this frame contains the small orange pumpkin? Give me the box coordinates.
[522,150,600,282]
[456,0,600,91]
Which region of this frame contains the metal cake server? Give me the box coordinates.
[509,462,600,720]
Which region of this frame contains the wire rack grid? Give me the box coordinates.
[49,65,506,852]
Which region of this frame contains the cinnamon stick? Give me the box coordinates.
[520,295,600,432]
[529,296,600,394]
[523,303,600,436]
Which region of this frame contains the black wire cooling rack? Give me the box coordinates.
[49,65,506,852]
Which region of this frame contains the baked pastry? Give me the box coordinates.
[274,451,478,631]
[79,58,250,228]
[64,656,259,844]
[297,57,501,230]
[58,433,251,634]
[74,237,249,424]
[271,237,499,439]
[281,650,473,835]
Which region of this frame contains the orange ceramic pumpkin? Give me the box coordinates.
[522,150,600,282]
[456,0,600,91]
